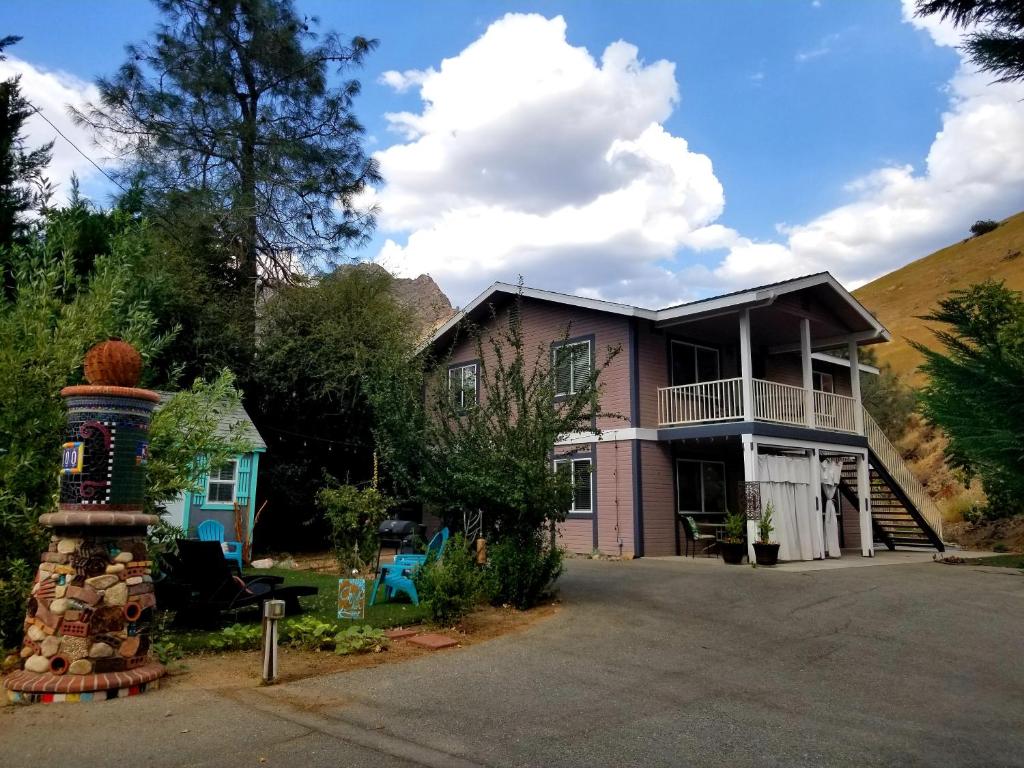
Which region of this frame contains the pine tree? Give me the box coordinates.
[916,1,1024,83]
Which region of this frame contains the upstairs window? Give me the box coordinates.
[554,457,593,513]
[671,341,720,386]
[448,363,478,409]
[207,460,237,504]
[813,371,834,393]
[553,340,591,397]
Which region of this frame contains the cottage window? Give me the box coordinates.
[207,460,237,503]
[448,363,478,409]
[676,459,726,514]
[670,341,720,386]
[553,341,591,397]
[554,457,593,513]
[813,371,834,393]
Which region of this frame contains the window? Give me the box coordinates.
[207,460,237,504]
[813,371,834,393]
[553,340,591,397]
[670,341,720,387]
[676,459,726,514]
[554,457,593,513]
[448,363,478,409]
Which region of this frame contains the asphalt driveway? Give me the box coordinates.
[3,557,1023,767]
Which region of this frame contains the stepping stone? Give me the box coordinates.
[384,628,417,640]
[407,633,458,650]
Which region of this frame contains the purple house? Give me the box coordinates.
[425,272,943,561]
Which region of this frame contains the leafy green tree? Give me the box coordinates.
[913,280,1024,517]
[916,1,1024,83]
[0,35,53,292]
[72,0,381,322]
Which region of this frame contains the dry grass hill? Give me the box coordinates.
[853,211,1024,385]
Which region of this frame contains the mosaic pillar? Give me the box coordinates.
[5,341,165,704]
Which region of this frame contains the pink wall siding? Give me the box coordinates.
[595,440,635,557]
[636,324,667,429]
[557,518,593,554]
[641,441,676,556]
[840,492,861,551]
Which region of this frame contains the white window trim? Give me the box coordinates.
[552,340,591,397]
[206,459,237,506]
[553,456,593,514]
[813,371,835,393]
[675,459,727,514]
[448,362,478,409]
[670,340,721,386]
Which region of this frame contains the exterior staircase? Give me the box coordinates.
[838,408,945,552]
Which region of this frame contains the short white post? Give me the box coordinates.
[800,317,815,428]
[848,340,864,435]
[739,309,754,421]
[856,453,874,557]
[742,435,759,563]
[262,599,285,684]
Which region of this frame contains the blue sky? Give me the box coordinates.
[5,1,1022,306]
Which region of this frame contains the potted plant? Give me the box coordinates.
[753,502,780,566]
[719,511,747,565]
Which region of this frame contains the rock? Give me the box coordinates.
[40,636,61,658]
[85,574,118,590]
[105,563,125,574]
[68,659,92,675]
[54,584,67,599]
[19,646,34,659]
[118,636,140,657]
[114,551,133,563]
[126,576,143,586]
[60,636,88,660]
[250,558,274,569]
[88,642,114,659]
[49,598,69,614]
[66,585,100,605]
[142,575,153,583]
[24,655,50,673]
[104,583,128,606]
[56,538,81,554]
[27,624,45,643]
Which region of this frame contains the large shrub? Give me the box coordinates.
[415,533,485,625]
[317,483,392,570]
[485,532,564,610]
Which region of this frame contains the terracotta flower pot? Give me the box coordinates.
[83,340,142,387]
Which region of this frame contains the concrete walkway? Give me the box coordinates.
[3,556,1023,767]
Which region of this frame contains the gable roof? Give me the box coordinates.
[426,272,889,351]
[156,393,267,452]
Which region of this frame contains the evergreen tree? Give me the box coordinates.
[916,1,1024,83]
[913,280,1024,517]
[0,35,53,291]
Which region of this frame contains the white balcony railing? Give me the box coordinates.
[657,378,860,434]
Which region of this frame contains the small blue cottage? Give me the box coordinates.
[158,394,267,550]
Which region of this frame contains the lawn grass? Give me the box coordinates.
[971,554,1024,569]
[162,566,429,655]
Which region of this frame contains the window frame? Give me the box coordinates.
[205,459,238,507]
[551,338,593,398]
[447,361,479,411]
[813,371,834,393]
[670,340,721,387]
[553,455,594,515]
[675,458,727,515]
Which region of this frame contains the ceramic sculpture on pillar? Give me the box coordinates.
[4,340,165,703]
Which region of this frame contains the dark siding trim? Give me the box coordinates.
[632,439,644,557]
[657,422,869,447]
[671,447,681,556]
[592,443,599,550]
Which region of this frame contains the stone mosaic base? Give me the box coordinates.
[6,674,160,704]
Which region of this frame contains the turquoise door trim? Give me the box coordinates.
[182,493,193,532]
[247,450,262,539]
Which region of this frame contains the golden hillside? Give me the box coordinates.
[854,211,1024,384]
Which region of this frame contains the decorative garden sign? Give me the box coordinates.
[337,578,366,620]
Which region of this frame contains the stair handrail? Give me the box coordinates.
[861,406,943,541]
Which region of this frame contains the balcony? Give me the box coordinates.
[657,378,860,434]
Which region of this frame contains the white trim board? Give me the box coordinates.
[555,428,659,446]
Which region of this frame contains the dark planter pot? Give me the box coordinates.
[720,540,746,565]
[753,542,780,566]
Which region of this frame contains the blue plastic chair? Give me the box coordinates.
[197,519,244,571]
[369,528,449,606]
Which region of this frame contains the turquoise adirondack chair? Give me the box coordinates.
[197,519,244,571]
[369,528,449,606]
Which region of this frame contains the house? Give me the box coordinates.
[426,272,944,561]
[159,395,267,550]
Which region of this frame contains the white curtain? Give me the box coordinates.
[758,455,815,561]
[820,459,845,558]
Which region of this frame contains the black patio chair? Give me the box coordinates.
[681,514,718,558]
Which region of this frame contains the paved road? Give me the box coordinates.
[3,558,1023,767]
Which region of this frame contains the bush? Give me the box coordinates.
[283,616,387,655]
[317,483,392,571]
[485,532,564,610]
[970,219,1000,237]
[0,559,33,651]
[415,533,485,625]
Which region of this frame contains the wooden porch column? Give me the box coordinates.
[739,309,754,421]
[800,317,815,428]
[848,340,864,435]
[857,452,874,557]
[742,434,758,562]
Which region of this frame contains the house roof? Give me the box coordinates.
[156,392,267,452]
[426,272,890,352]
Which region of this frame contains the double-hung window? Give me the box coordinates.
[554,457,593,514]
[553,340,591,397]
[812,371,834,393]
[207,460,237,504]
[676,459,726,514]
[448,363,478,409]
[670,340,720,387]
